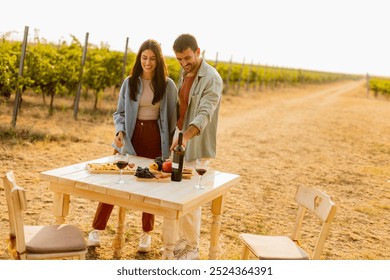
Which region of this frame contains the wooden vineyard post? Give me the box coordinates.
[11,26,29,128]
[214,51,218,68]
[366,73,370,97]
[73,32,89,120]
[235,58,245,95]
[246,59,253,91]
[224,56,233,94]
[121,37,129,83]
[261,66,266,90]
[253,62,260,91]
[201,50,206,60]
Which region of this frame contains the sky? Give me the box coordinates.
[1,0,390,77]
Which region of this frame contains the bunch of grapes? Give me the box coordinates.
[134,167,155,178]
[154,156,165,171]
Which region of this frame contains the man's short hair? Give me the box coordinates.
[173,34,198,53]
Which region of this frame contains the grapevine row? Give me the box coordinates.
[368,77,390,97]
[1,36,359,115]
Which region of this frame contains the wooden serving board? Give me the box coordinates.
[135,177,171,183]
[182,173,193,179]
[87,163,137,174]
[135,171,193,182]
[180,167,194,179]
[135,172,171,182]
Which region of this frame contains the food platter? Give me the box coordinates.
[135,166,194,182]
[87,162,194,182]
[135,170,193,182]
[87,162,137,174]
[135,171,172,182]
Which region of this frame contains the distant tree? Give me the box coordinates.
[0,40,21,99]
[84,47,122,110]
[25,43,63,115]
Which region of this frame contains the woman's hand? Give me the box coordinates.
[114,131,125,148]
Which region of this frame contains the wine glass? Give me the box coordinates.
[114,153,129,184]
[194,158,210,189]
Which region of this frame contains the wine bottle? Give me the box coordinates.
[171,132,185,182]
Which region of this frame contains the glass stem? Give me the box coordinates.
[199,175,202,187]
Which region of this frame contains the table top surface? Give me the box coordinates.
[40,155,240,211]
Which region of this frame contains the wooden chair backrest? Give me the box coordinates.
[3,171,28,259]
[291,185,337,259]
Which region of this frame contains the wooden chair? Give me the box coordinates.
[3,171,88,260]
[239,185,337,260]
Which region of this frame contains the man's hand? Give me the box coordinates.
[170,125,200,151]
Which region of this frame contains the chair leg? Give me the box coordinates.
[241,245,250,260]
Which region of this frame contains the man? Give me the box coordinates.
[169,34,223,260]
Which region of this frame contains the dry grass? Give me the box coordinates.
[1,81,390,260]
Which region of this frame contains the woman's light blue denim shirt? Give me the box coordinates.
[113,76,178,158]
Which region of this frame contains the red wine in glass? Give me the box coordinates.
[114,153,129,184]
[195,159,210,189]
[115,161,128,170]
[195,168,207,176]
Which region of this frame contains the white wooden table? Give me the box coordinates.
[40,155,240,260]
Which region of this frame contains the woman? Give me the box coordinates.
[87,39,178,253]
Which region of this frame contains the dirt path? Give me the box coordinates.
[218,81,361,134]
[1,80,389,260]
[213,80,390,260]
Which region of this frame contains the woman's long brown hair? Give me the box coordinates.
[129,39,168,104]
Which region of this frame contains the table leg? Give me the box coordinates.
[52,191,70,224]
[113,206,126,258]
[209,195,225,259]
[161,216,179,260]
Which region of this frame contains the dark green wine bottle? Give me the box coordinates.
[171,132,185,182]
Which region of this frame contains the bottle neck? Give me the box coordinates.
[178,132,183,145]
